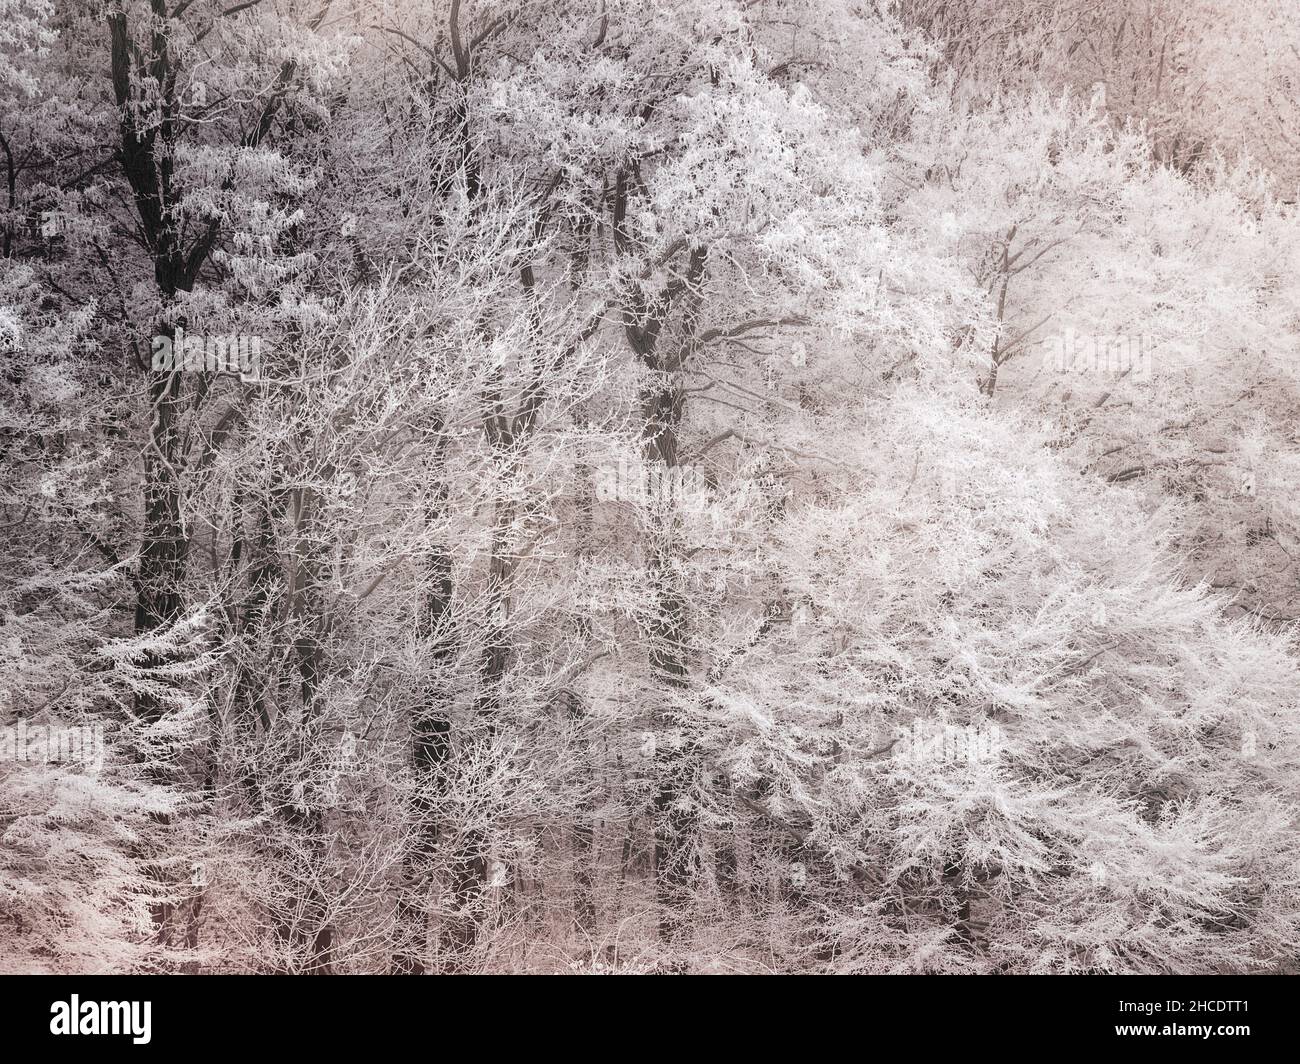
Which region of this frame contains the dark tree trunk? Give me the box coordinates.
[392,468,457,975]
[622,240,708,952]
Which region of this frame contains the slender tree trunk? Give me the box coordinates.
[570,422,598,939]
[641,381,697,947]
[277,486,335,974]
[437,461,516,966]
[393,454,460,974]
[625,244,708,954]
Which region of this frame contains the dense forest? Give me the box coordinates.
[3,0,1300,975]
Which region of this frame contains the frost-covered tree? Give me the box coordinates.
[3,0,1300,976]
